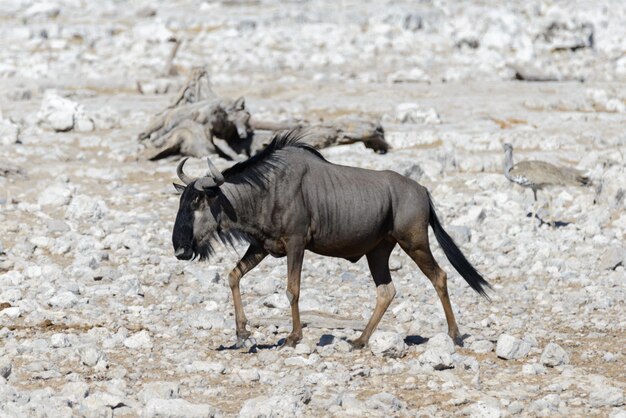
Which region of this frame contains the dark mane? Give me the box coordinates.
[222,129,326,185]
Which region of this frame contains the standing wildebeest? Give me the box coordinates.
[172,130,491,349]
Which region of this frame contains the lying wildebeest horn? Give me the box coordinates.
[176,157,194,185]
[194,157,225,191]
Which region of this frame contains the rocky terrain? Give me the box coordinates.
[1,0,625,417]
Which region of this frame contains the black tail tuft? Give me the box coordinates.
[427,192,492,300]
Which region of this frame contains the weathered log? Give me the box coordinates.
[139,67,253,160]
[168,66,215,108]
[251,116,390,154]
[141,69,388,160]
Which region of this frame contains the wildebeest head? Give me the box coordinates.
[172,157,224,260]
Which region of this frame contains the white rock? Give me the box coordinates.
[393,103,441,124]
[61,381,90,402]
[92,106,121,130]
[464,401,502,418]
[0,117,19,145]
[261,293,289,310]
[184,361,225,374]
[284,354,319,367]
[452,206,486,226]
[295,342,312,355]
[51,333,71,348]
[522,363,546,375]
[79,391,127,415]
[339,393,369,415]
[38,182,73,207]
[369,331,407,358]
[79,346,106,368]
[123,330,153,350]
[387,68,430,84]
[427,333,456,355]
[24,1,61,18]
[496,334,531,360]
[540,343,569,367]
[530,394,560,415]
[419,349,454,370]
[0,356,12,378]
[237,369,260,383]
[603,352,617,362]
[66,195,108,221]
[74,108,95,132]
[143,399,217,417]
[0,306,20,318]
[507,401,524,415]
[589,387,624,407]
[365,392,405,413]
[238,393,308,418]
[139,382,180,402]
[599,246,624,270]
[48,291,78,308]
[186,310,226,330]
[38,91,77,132]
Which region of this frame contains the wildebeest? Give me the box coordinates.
[172,130,491,349]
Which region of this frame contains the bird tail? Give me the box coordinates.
[577,174,591,186]
[427,192,492,300]
[561,166,591,186]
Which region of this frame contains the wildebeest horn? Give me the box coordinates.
[194,176,219,191]
[205,157,224,186]
[193,157,225,191]
[176,157,195,185]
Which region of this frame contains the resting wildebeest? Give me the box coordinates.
[172,130,491,349]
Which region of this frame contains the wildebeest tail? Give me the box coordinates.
[427,192,492,300]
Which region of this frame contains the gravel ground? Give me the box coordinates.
[1,1,625,417]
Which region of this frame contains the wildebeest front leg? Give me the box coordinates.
[228,244,267,348]
[351,241,396,349]
[283,244,305,348]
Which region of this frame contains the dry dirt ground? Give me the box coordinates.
[1,1,625,417]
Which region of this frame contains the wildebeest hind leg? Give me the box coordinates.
[402,242,462,346]
[228,245,268,348]
[351,241,396,349]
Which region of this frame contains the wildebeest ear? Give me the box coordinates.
[173,183,186,194]
[233,96,245,110]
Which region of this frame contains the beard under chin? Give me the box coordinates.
[191,229,251,261]
[191,239,214,261]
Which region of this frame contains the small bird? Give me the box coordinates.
[502,143,590,224]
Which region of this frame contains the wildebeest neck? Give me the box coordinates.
[216,180,270,240]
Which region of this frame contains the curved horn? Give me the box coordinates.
[176,157,195,185]
[206,157,224,186]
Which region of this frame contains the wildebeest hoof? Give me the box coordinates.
[453,336,464,347]
[349,339,367,350]
[236,337,257,350]
[280,336,300,349]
